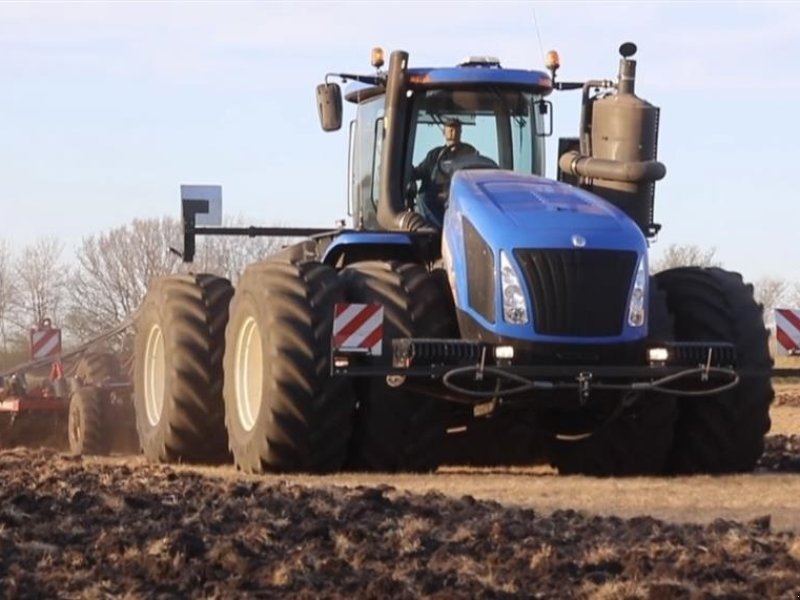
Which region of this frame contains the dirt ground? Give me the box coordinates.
[1,387,799,598]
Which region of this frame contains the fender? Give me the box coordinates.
[322,232,438,267]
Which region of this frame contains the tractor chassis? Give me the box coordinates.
[332,338,742,413]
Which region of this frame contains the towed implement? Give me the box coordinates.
[134,43,772,475]
[0,319,138,455]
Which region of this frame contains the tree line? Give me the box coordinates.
[0,217,285,368]
[0,225,793,370]
[650,244,795,329]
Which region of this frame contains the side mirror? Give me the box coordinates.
[316,83,343,131]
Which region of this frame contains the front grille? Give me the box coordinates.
[464,218,495,323]
[514,249,638,337]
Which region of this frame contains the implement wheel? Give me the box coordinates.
[68,386,109,456]
[75,352,138,454]
[133,274,233,463]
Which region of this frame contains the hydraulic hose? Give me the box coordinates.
[441,364,739,400]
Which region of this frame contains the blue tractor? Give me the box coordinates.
[132,43,773,476]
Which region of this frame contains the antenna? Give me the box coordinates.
[532,7,546,66]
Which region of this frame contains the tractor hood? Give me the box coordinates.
[441,170,650,345]
[445,170,647,251]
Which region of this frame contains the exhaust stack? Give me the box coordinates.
[559,43,666,237]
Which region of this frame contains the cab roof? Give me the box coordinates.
[344,65,552,104]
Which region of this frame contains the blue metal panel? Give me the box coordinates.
[344,67,553,103]
[443,170,649,345]
[322,232,415,263]
[407,68,552,95]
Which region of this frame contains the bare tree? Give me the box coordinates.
[10,237,70,335]
[784,282,800,311]
[190,216,290,284]
[0,240,17,352]
[66,216,285,339]
[754,277,789,328]
[650,244,722,273]
[64,217,183,341]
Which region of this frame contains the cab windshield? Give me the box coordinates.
[408,87,545,178]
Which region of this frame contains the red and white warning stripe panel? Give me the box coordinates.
[30,324,62,360]
[333,303,384,356]
[775,308,800,356]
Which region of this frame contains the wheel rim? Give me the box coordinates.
[69,399,81,451]
[234,316,263,432]
[143,324,166,427]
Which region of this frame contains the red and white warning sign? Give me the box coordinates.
[30,318,62,360]
[775,308,800,356]
[333,303,384,356]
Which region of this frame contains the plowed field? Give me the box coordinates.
[1,386,799,598]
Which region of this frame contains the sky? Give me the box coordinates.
[2,1,800,284]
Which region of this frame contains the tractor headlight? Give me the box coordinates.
[627,256,647,327]
[500,251,529,325]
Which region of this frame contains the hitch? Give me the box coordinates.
[577,372,593,406]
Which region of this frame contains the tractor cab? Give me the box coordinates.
[318,51,553,230]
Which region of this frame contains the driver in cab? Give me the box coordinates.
[412,118,477,228]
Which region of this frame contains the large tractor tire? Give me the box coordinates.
[655,267,773,474]
[544,279,678,476]
[68,386,109,456]
[223,260,356,474]
[133,273,233,464]
[341,261,457,472]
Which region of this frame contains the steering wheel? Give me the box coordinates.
[437,153,500,178]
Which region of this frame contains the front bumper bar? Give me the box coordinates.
[331,338,743,409]
[332,338,736,379]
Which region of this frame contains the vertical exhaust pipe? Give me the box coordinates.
[377,50,429,231]
[617,41,637,96]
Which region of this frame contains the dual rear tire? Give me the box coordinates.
[223,259,455,473]
[133,274,233,463]
[132,261,455,474]
[223,261,355,473]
